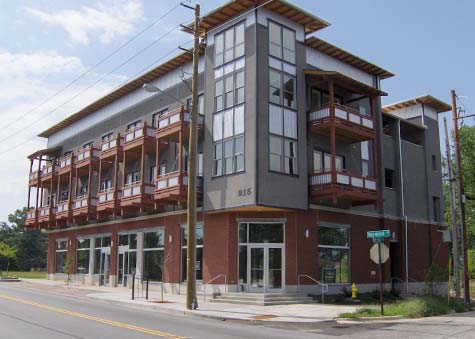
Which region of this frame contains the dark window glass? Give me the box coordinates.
[385,168,395,189]
[239,245,247,284]
[248,223,284,243]
[319,227,349,247]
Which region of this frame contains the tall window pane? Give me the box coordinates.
[269,104,283,135]
[269,69,281,105]
[269,21,282,59]
[283,75,296,109]
[269,135,282,172]
[224,139,234,174]
[282,28,295,63]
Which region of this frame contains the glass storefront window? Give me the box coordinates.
[143,229,165,281]
[55,240,68,273]
[76,238,90,274]
[248,223,284,243]
[318,226,350,284]
[181,225,203,282]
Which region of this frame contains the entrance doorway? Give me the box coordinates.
[98,248,110,286]
[248,245,284,292]
[117,233,137,287]
[238,222,285,293]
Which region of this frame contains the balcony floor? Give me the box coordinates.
[311,183,378,206]
[309,118,376,143]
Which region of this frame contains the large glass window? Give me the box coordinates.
[318,226,350,284]
[213,105,245,176]
[314,151,344,172]
[215,22,245,67]
[361,141,369,177]
[269,104,298,175]
[93,236,111,275]
[269,70,295,109]
[268,21,295,64]
[181,225,203,282]
[143,229,165,281]
[55,239,68,273]
[76,238,91,274]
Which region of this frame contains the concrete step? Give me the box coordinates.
[210,292,316,306]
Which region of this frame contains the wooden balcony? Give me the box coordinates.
[29,171,40,187]
[40,162,58,183]
[154,172,203,205]
[97,189,121,217]
[100,136,124,160]
[123,123,156,152]
[310,170,377,205]
[156,107,204,141]
[25,209,37,228]
[120,182,154,211]
[76,147,99,169]
[72,196,97,221]
[308,103,376,143]
[56,201,71,222]
[58,154,74,175]
[38,206,56,226]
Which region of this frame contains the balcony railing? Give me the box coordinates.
[39,206,56,218]
[26,209,37,220]
[73,196,98,209]
[29,171,39,182]
[56,201,70,214]
[308,103,375,141]
[101,136,123,154]
[76,147,99,165]
[310,170,377,191]
[124,123,155,143]
[59,154,74,171]
[122,182,154,198]
[98,188,122,203]
[40,162,58,179]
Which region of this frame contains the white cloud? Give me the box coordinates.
[0,50,126,221]
[26,0,143,45]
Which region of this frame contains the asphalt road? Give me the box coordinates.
[1,282,475,339]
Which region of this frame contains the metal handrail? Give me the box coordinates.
[202,274,227,303]
[297,274,328,304]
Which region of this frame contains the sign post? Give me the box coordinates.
[367,230,391,316]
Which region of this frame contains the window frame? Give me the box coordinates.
[268,20,296,65]
[214,21,245,68]
[317,224,351,284]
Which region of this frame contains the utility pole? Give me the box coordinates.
[444,117,460,299]
[451,89,470,304]
[185,2,200,311]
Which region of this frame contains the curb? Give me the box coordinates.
[337,315,408,323]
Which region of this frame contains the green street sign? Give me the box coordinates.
[367,230,391,239]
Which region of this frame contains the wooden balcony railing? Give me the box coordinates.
[310,170,377,190]
[100,136,123,159]
[124,123,155,144]
[29,171,39,185]
[76,147,99,167]
[310,170,377,205]
[98,188,122,203]
[73,195,98,210]
[58,154,74,173]
[156,108,204,140]
[155,171,203,203]
[122,182,154,198]
[25,209,37,227]
[308,103,375,141]
[40,162,58,180]
[56,200,70,216]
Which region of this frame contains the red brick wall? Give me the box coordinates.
[45,208,448,286]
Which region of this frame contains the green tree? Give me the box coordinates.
[0,242,17,274]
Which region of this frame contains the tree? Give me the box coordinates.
[0,242,16,274]
[0,207,47,272]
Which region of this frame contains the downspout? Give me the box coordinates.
[254,1,259,206]
[397,119,409,292]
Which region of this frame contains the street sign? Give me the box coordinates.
[367,230,390,239]
[370,243,389,264]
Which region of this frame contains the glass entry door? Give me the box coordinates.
[248,245,284,292]
[98,248,110,286]
[117,247,136,287]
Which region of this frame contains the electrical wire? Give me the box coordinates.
[0,1,183,132]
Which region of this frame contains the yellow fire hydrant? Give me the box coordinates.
[351,282,358,299]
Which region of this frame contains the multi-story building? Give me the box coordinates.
[25,0,449,295]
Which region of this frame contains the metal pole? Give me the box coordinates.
[132,273,135,300]
[186,3,200,311]
[451,90,470,304]
[378,241,384,316]
[444,117,460,299]
[146,277,149,300]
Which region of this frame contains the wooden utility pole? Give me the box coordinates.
[444,117,460,299]
[185,3,200,311]
[451,89,470,304]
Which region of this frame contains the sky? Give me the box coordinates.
[0,0,473,221]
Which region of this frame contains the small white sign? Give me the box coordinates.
[370,243,389,264]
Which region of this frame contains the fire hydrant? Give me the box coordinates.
[351,282,358,299]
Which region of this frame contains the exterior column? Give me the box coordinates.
[87,162,92,221]
[27,159,33,208]
[67,155,73,223]
[49,167,54,227]
[35,156,42,211]
[329,80,337,202]
[113,153,119,216]
[140,140,146,213]
[121,150,127,216]
[97,157,102,219]
[178,131,183,175]
[109,231,118,287]
[136,232,143,279]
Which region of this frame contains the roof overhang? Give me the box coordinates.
[38,45,205,139]
[382,95,451,113]
[304,70,387,97]
[382,111,426,130]
[28,146,62,160]
[185,0,330,37]
[306,37,394,80]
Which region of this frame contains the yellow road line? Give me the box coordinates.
[0,294,186,339]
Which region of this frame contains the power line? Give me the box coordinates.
[0,21,190,149]
[0,39,193,157]
[0,1,183,132]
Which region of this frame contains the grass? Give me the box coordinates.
[340,295,467,318]
[1,271,47,279]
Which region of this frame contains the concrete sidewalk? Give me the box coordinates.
[20,279,359,323]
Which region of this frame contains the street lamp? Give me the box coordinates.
[142,83,186,106]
